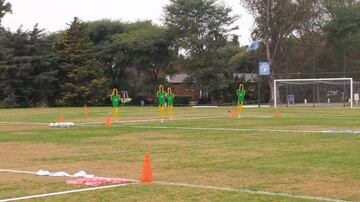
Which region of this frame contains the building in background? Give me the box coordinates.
[166,73,258,102]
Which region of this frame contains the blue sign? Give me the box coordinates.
[259,62,270,76]
[287,95,295,103]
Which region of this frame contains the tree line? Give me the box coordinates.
[0,0,359,107]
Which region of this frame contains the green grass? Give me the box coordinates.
[0,107,360,201]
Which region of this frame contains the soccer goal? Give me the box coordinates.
[274,78,354,108]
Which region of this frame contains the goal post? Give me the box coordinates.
[274,78,353,108]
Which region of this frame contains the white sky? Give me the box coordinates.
[2,0,254,45]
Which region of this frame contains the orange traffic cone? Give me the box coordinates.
[105,114,112,127]
[273,110,281,118]
[59,114,65,123]
[83,105,89,116]
[230,108,237,118]
[141,152,152,183]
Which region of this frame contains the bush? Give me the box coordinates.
[174,96,192,105]
[128,96,151,106]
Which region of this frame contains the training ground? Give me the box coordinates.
[0,107,359,201]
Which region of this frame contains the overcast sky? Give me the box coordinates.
[2,0,254,45]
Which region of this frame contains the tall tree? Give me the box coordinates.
[323,3,360,80]
[86,20,128,90]
[164,0,237,102]
[0,26,57,107]
[54,17,107,106]
[324,3,360,51]
[0,0,11,26]
[113,21,174,95]
[241,0,322,102]
[164,0,237,55]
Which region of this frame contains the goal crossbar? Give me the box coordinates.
[274,78,353,108]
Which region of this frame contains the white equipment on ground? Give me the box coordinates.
[274,78,355,108]
[121,91,132,103]
[49,122,74,128]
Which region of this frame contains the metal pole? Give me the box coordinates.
[351,78,353,108]
[286,55,289,107]
[258,76,261,108]
[312,53,315,108]
[274,79,277,108]
[343,48,346,108]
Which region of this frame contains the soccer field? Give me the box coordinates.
[0,107,359,201]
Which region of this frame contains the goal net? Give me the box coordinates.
[274,78,356,108]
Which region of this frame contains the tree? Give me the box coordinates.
[324,4,360,51]
[86,20,128,90]
[0,25,57,107]
[164,0,238,102]
[323,3,360,80]
[54,17,107,106]
[27,26,58,106]
[164,0,237,55]
[186,43,243,103]
[0,0,11,26]
[113,21,174,95]
[241,0,323,102]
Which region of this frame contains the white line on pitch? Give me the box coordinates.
[0,168,139,181]
[0,115,273,126]
[77,115,228,126]
[0,184,132,202]
[0,169,37,175]
[130,125,323,133]
[0,116,224,126]
[154,181,350,202]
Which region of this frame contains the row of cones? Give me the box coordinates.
[61,107,281,126]
[229,108,281,118]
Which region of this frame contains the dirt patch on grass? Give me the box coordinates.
[0,142,141,181]
[0,124,47,132]
[266,174,360,200]
[0,142,81,169]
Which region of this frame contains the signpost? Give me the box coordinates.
[258,62,270,107]
[287,95,295,105]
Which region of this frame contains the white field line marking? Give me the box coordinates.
[131,125,323,133]
[0,115,273,126]
[0,169,37,175]
[0,116,225,126]
[77,115,228,126]
[0,169,350,202]
[8,115,360,127]
[0,184,132,202]
[78,115,273,126]
[0,169,139,181]
[154,181,350,202]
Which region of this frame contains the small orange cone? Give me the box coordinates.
[83,105,89,116]
[59,114,65,123]
[105,114,112,127]
[273,110,281,118]
[141,152,152,183]
[230,108,237,118]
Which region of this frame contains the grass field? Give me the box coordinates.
[0,106,360,201]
